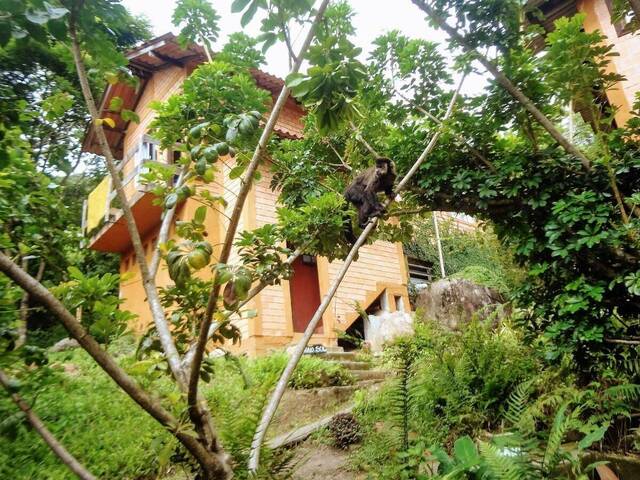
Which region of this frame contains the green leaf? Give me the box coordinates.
[229,165,244,180]
[231,0,252,13]
[240,0,259,27]
[43,2,69,19]
[25,10,50,25]
[194,206,207,225]
[578,426,608,450]
[226,126,238,142]
[109,96,124,112]
[121,109,140,123]
[68,266,84,281]
[453,436,480,467]
[286,73,307,88]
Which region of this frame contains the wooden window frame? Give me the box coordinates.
[605,0,635,37]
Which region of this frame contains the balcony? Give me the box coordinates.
[83,159,168,253]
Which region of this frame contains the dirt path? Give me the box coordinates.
[292,441,364,480]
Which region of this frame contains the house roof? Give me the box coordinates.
[525,0,578,31]
[81,33,304,158]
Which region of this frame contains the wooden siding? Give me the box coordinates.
[253,164,294,339]
[579,0,640,126]
[326,240,409,330]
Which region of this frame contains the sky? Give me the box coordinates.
[120,0,451,79]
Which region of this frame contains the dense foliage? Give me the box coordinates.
[352,317,640,478]
[271,4,640,377]
[0,344,352,479]
[2,0,640,477]
[405,216,524,294]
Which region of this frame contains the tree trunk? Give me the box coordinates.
[188,0,331,431]
[16,257,45,348]
[0,252,229,478]
[67,21,188,392]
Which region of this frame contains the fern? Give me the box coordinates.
[604,383,640,401]
[504,380,532,427]
[479,441,529,480]
[541,402,571,473]
[390,355,412,451]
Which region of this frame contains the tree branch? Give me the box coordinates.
[0,252,228,478]
[0,369,96,480]
[248,74,466,472]
[188,0,331,430]
[68,19,186,390]
[395,89,497,172]
[68,16,227,475]
[410,0,592,171]
[349,122,380,157]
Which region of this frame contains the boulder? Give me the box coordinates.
[415,278,505,330]
[49,337,80,352]
[365,311,413,353]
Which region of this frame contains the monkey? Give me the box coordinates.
[343,157,397,244]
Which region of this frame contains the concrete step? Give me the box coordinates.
[350,369,388,382]
[336,360,371,371]
[322,351,359,361]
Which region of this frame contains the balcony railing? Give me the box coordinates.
[83,159,165,237]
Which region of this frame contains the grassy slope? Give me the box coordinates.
[0,345,355,479]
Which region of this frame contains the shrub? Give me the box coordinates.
[250,352,354,390]
[404,218,524,294]
[352,317,539,475]
[407,319,538,445]
[451,264,510,295]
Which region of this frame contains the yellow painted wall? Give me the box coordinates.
[579,0,640,126]
[85,176,110,232]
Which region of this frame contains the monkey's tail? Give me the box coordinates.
[343,210,357,245]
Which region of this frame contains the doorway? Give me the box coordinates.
[289,255,323,333]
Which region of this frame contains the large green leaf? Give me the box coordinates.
[231,0,252,13]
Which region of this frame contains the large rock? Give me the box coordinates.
[415,279,505,330]
[49,337,80,352]
[365,311,413,353]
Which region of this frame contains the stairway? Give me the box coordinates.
[270,349,387,450]
[324,349,388,383]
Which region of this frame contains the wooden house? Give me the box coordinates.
[527,0,639,127]
[81,33,410,357]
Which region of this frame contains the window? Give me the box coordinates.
[606,0,635,37]
[135,135,160,189]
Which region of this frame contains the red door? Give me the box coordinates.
[289,255,323,333]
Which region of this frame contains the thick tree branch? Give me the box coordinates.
[0,252,229,479]
[68,17,227,476]
[0,369,96,480]
[68,20,186,390]
[16,257,45,348]
[188,0,331,427]
[248,75,466,472]
[410,0,592,171]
